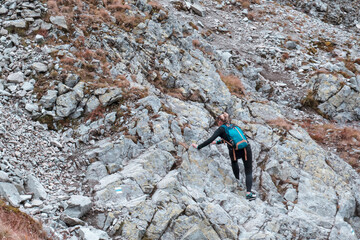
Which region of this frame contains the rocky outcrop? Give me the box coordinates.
[306,74,360,122]
[0,0,359,239]
[276,0,360,28]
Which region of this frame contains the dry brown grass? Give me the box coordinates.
[0,200,50,240]
[86,105,105,122]
[299,120,360,173]
[237,0,251,9]
[266,118,294,131]
[192,39,201,48]
[218,71,246,97]
[148,1,163,11]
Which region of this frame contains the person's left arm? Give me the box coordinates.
[191,127,225,150]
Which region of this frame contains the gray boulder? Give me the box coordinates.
[86,161,109,184]
[25,175,47,200]
[40,90,58,109]
[3,20,27,28]
[50,16,68,29]
[56,90,83,117]
[79,226,110,240]
[98,88,123,106]
[32,62,48,73]
[0,182,21,207]
[64,195,92,218]
[7,72,24,83]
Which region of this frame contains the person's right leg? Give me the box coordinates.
[240,145,256,200]
[231,160,240,179]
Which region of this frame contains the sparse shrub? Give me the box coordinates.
[36,29,48,38]
[266,118,293,131]
[281,52,290,62]
[60,57,77,66]
[237,0,251,9]
[87,105,105,122]
[301,90,319,109]
[83,49,95,61]
[192,39,201,48]
[148,1,163,12]
[113,12,144,32]
[0,200,50,240]
[218,71,246,97]
[108,3,131,11]
[189,22,199,30]
[298,120,360,173]
[98,8,112,22]
[247,11,256,21]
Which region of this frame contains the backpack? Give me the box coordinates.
[221,123,248,150]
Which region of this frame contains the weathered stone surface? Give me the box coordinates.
[3,20,27,28]
[50,16,68,29]
[40,90,58,109]
[56,90,83,117]
[7,72,24,83]
[0,182,21,207]
[144,203,183,239]
[32,62,48,73]
[79,226,110,240]
[25,175,47,200]
[63,195,92,218]
[98,88,122,106]
[86,161,108,184]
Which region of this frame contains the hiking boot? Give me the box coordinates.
[246,191,256,201]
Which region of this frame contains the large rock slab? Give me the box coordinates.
[63,195,92,219]
[25,175,47,200]
[0,182,21,207]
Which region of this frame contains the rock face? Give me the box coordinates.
[307,74,360,121]
[276,0,360,28]
[0,0,359,239]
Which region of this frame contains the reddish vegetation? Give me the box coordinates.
[218,71,246,97]
[0,200,50,240]
[266,118,294,131]
[299,120,360,173]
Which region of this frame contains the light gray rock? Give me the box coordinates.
[56,90,82,117]
[0,171,10,182]
[0,182,21,207]
[7,72,24,83]
[21,81,34,91]
[22,9,41,18]
[0,6,8,15]
[191,4,206,17]
[98,88,123,106]
[64,195,92,218]
[285,41,297,49]
[284,188,297,202]
[144,203,183,239]
[32,62,48,73]
[85,95,100,114]
[137,95,162,113]
[86,161,109,184]
[79,226,110,240]
[40,90,58,109]
[0,89,11,96]
[25,175,47,200]
[65,74,80,88]
[60,214,85,226]
[3,20,27,28]
[25,103,39,113]
[50,16,68,29]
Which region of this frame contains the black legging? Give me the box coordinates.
[229,144,252,192]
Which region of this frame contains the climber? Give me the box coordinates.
[191,112,256,201]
